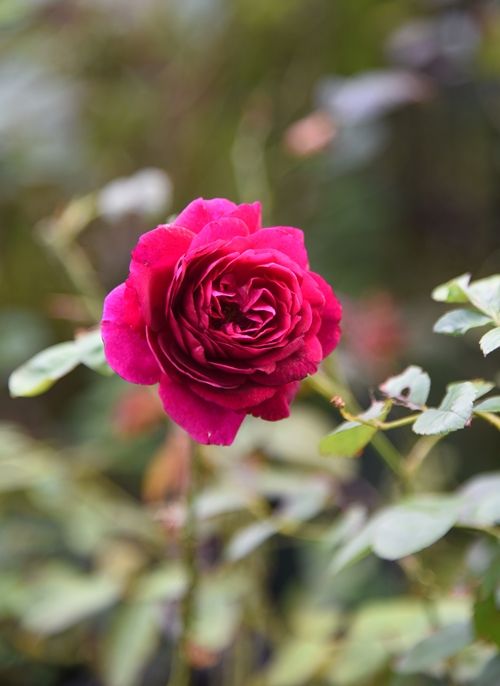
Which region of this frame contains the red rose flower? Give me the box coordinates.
[101,198,341,445]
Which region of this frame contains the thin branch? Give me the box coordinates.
[338,407,420,430]
[307,371,407,480]
[168,441,201,686]
[476,411,500,431]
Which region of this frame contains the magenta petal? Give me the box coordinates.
[129,225,194,329]
[188,217,250,253]
[192,380,276,411]
[310,272,342,356]
[101,284,160,385]
[248,227,309,268]
[158,375,245,445]
[301,272,326,309]
[175,198,238,234]
[251,382,300,421]
[254,344,320,385]
[229,202,262,232]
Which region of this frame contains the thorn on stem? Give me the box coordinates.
[330,395,346,410]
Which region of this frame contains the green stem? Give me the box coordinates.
[476,411,500,431]
[405,435,443,478]
[38,201,104,323]
[377,415,419,429]
[308,371,407,480]
[307,371,346,403]
[339,408,419,430]
[168,441,201,686]
[370,432,407,481]
[455,523,500,540]
[400,557,441,630]
[56,243,104,322]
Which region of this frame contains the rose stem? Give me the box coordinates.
[37,201,104,323]
[308,371,407,483]
[168,440,201,686]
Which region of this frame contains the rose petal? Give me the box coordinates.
[229,202,262,232]
[101,284,160,384]
[248,226,309,269]
[175,198,239,233]
[159,375,245,445]
[129,225,194,329]
[188,217,250,253]
[301,271,326,308]
[191,380,277,410]
[253,340,321,385]
[251,382,300,420]
[149,329,242,388]
[310,272,342,356]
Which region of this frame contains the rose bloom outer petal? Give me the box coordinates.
[129,224,194,330]
[187,217,250,253]
[159,375,245,445]
[309,272,342,356]
[175,198,239,233]
[247,226,309,269]
[229,202,262,232]
[250,382,300,421]
[252,338,323,385]
[101,284,161,385]
[189,378,277,411]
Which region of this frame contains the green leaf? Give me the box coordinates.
[480,327,500,356]
[349,600,429,651]
[289,607,341,640]
[326,641,388,686]
[226,521,278,562]
[0,0,45,27]
[101,602,159,686]
[8,342,80,397]
[469,380,495,399]
[192,574,246,651]
[433,309,492,336]
[323,506,367,550]
[9,330,113,397]
[480,549,500,599]
[278,482,329,523]
[467,276,500,319]
[432,273,500,318]
[432,273,471,303]
[413,382,477,435]
[329,522,374,575]
[75,329,113,375]
[371,496,461,560]
[398,621,473,674]
[475,396,500,413]
[459,473,500,527]
[0,449,63,493]
[474,594,500,647]
[195,487,252,519]
[329,599,470,686]
[0,573,31,619]
[267,639,328,686]
[133,564,187,603]
[319,401,391,457]
[349,597,471,651]
[380,365,430,407]
[22,569,122,634]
